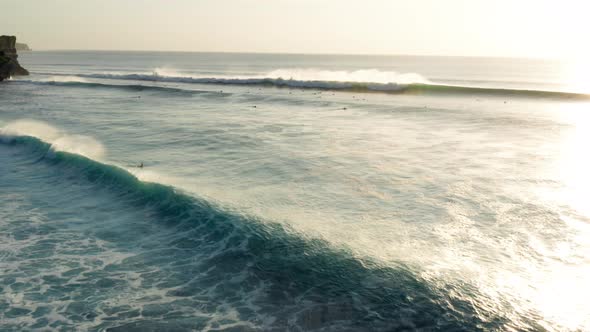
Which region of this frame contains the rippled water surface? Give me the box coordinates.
[1,52,589,331]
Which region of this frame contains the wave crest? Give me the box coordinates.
[1,120,105,160]
[35,68,428,92]
[28,69,590,99]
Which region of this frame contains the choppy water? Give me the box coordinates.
[1,52,590,331]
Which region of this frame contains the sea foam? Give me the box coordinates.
[1,120,105,160]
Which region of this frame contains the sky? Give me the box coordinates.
[2,0,589,59]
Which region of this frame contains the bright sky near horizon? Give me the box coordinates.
[2,0,589,59]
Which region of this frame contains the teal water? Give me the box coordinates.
[1,52,590,331]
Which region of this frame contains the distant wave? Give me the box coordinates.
[15,79,203,95]
[0,121,494,331]
[404,83,590,99]
[30,70,590,99]
[36,71,415,92]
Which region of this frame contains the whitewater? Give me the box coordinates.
[1,51,590,331]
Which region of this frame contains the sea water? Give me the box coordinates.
[1,51,589,331]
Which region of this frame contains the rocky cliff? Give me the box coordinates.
[0,35,29,81]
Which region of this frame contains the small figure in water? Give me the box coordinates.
[128,162,144,168]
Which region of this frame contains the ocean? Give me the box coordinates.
[1,51,589,331]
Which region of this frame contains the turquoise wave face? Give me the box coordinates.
[0,135,494,331]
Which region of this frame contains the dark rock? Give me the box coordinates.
[0,35,29,81]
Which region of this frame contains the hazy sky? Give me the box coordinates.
[3,0,589,58]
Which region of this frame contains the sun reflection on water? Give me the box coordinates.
[449,101,590,331]
[533,101,590,330]
[554,102,590,216]
[561,60,590,95]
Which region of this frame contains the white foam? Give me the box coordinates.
[49,135,105,160]
[1,120,106,160]
[41,75,88,83]
[264,68,428,85]
[1,119,61,142]
[153,67,193,78]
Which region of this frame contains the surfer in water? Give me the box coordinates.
[138,162,144,168]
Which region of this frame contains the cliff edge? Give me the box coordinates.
[0,35,29,81]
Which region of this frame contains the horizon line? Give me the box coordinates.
[20,48,561,61]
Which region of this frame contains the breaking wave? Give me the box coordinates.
[28,69,590,99]
[0,121,500,331]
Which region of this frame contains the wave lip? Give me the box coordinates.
[1,119,105,160]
